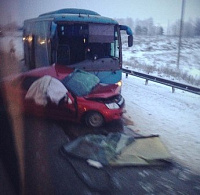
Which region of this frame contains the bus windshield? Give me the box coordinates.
[56,23,120,67]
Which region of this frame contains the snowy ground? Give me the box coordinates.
[122,74,200,174]
[0,31,23,60]
[121,35,200,174]
[1,32,200,174]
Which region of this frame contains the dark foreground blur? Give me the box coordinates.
[0,51,19,78]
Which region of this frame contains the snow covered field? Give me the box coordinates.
[122,35,200,86]
[0,31,23,60]
[1,32,200,174]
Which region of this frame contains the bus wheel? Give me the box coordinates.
[85,111,104,128]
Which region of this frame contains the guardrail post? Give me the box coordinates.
[172,87,175,93]
[125,67,129,78]
[145,79,148,85]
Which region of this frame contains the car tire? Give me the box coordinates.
[85,111,104,128]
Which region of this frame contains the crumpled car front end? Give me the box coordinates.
[77,84,125,127]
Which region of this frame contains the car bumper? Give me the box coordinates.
[102,106,125,122]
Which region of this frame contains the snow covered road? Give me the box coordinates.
[122,73,200,174]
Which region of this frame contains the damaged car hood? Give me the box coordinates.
[84,84,121,99]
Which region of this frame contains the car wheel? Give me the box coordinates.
[85,111,104,128]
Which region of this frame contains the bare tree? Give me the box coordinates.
[194,18,200,36]
[135,25,142,35]
[183,20,195,37]
[126,17,134,30]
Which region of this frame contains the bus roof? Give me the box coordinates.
[24,8,118,25]
[39,8,101,17]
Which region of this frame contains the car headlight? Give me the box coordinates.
[105,102,120,109]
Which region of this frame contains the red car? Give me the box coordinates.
[1,64,125,127]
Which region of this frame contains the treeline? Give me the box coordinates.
[169,18,200,37]
[0,21,22,32]
[117,17,200,37]
[1,17,200,37]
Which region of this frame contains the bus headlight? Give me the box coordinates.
[27,35,33,42]
[105,102,119,109]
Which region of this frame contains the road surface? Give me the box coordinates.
[1,113,200,194]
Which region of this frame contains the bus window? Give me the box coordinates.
[56,23,119,64]
[86,25,120,60]
[89,24,114,43]
[57,45,70,65]
[34,21,50,68]
[57,24,88,64]
[111,29,120,58]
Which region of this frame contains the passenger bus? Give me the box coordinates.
[23,8,133,85]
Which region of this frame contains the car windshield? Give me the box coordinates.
[61,69,100,96]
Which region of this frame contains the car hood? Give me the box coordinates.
[84,84,121,99]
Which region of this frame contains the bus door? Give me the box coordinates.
[56,23,88,65]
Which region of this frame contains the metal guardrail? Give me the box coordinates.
[122,68,200,95]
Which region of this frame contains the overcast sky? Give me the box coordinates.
[0,0,200,27]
